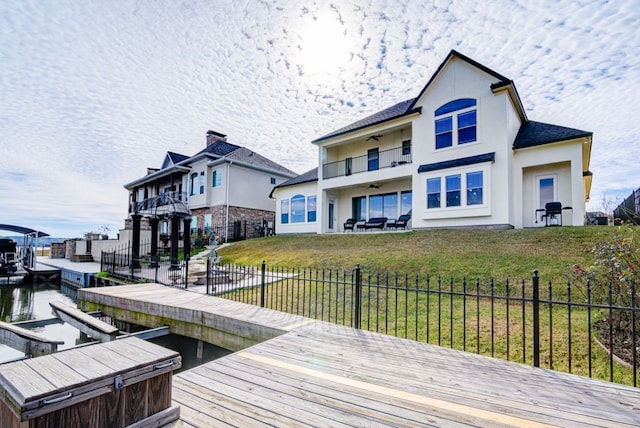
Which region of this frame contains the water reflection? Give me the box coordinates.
[0,281,93,363]
[0,282,73,322]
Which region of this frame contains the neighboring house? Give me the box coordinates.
[124,130,297,241]
[271,50,593,233]
[613,187,640,224]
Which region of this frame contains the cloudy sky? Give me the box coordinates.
[1,0,638,238]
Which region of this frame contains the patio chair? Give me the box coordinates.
[387,214,411,230]
[343,218,355,232]
[542,202,572,226]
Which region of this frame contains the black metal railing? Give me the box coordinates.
[323,146,412,179]
[100,239,189,288]
[133,191,190,215]
[207,262,639,387]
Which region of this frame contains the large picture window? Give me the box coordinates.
[291,194,305,223]
[427,170,485,209]
[434,98,477,149]
[401,191,412,215]
[352,196,366,221]
[369,193,398,219]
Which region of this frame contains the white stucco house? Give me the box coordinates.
[271,50,593,234]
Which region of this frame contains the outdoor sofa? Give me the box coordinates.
[363,217,388,230]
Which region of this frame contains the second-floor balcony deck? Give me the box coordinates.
[323,146,412,179]
[133,192,191,217]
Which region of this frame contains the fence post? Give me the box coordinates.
[260,260,266,308]
[206,257,210,295]
[354,264,362,329]
[533,269,540,368]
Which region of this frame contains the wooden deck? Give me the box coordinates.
[169,321,640,427]
[78,285,640,427]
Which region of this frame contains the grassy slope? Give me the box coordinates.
[218,226,613,281]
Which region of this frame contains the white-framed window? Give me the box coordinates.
[427,178,441,209]
[281,199,289,224]
[291,194,305,223]
[199,172,205,194]
[307,196,317,222]
[212,169,222,188]
[435,98,477,149]
[426,169,485,209]
[189,173,198,196]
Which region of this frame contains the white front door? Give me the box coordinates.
[328,199,335,232]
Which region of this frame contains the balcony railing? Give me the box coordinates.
[133,192,190,216]
[323,146,412,179]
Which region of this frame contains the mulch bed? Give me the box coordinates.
[593,319,639,368]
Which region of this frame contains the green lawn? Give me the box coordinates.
[218,226,613,281]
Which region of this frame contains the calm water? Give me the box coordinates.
[0,281,231,368]
[0,281,91,363]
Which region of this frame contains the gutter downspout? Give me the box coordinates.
[225,160,232,242]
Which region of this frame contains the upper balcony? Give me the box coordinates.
[323,145,412,179]
[132,192,191,217]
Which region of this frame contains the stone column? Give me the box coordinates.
[131,214,141,270]
[170,216,180,270]
[149,217,159,268]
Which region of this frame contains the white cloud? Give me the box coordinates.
[1,0,638,237]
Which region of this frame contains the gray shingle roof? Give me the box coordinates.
[312,99,418,143]
[274,168,318,188]
[226,147,297,176]
[513,121,592,149]
[269,168,318,198]
[192,140,242,157]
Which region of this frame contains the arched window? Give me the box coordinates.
[291,194,306,223]
[435,98,477,149]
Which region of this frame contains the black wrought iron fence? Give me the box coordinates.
[207,261,639,387]
[100,240,189,288]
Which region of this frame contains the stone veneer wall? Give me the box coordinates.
[192,205,275,238]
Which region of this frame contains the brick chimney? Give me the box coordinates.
[206,130,227,147]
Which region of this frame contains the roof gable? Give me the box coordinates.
[162,151,189,169]
[312,50,514,144]
[408,50,511,111]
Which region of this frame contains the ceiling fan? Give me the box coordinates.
[366,134,383,141]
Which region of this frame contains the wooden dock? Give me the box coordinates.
[78,284,640,427]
